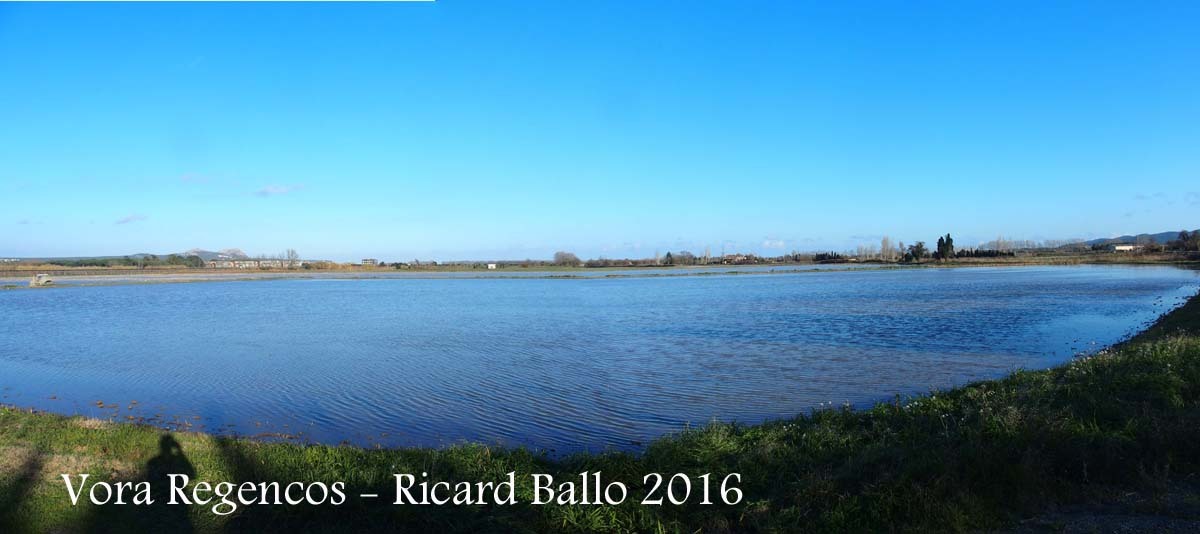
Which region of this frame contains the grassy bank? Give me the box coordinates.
[3,297,1200,532]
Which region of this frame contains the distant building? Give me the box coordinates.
[1112,244,1141,252]
[361,259,378,266]
[206,259,303,269]
[486,263,497,270]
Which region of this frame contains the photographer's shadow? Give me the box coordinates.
[86,434,195,533]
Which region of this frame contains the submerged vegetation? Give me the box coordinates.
[2,295,1200,532]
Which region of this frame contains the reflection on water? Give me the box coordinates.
[1,265,1196,453]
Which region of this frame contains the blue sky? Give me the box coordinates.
[1,1,1197,261]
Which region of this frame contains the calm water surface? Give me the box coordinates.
[0,263,878,286]
[1,265,1197,453]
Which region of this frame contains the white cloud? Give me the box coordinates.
[115,214,147,225]
[254,184,302,197]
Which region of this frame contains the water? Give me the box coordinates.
[0,263,878,287]
[1,265,1196,453]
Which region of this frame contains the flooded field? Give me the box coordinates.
[1,265,1196,453]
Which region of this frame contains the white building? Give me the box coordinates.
[206,259,303,269]
[486,263,497,270]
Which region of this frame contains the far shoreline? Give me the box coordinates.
[3,255,1198,290]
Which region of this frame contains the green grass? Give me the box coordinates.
[3,294,1200,532]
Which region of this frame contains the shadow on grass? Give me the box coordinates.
[214,437,377,531]
[84,435,195,533]
[0,451,42,531]
[211,437,542,532]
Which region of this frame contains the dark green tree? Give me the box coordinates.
[934,233,955,260]
[908,242,928,262]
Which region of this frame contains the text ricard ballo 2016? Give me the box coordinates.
[62,471,744,515]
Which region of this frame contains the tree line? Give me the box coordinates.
[1168,230,1200,251]
[348,228,1195,272]
[45,254,204,269]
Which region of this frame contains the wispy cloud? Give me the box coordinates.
[848,234,883,242]
[16,219,30,225]
[761,239,787,249]
[115,214,148,225]
[254,184,302,197]
[1134,191,1178,206]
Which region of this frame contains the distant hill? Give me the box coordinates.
[72,249,249,261]
[180,248,249,261]
[1085,230,1197,246]
[12,248,250,263]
